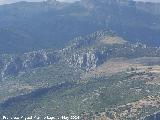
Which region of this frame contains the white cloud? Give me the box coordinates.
[0,0,39,4]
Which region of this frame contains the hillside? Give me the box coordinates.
[1,0,160,119]
[0,30,160,119]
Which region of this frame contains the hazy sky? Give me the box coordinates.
[0,0,159,5]
[0,0,79,5]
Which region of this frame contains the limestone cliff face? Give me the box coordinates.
[65,49,108,71]
[67,50,98,70]
[0,50,60,79]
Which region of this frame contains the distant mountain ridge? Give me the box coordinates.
[0,0,160,53]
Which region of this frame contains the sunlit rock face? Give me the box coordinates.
[0,50,60,78]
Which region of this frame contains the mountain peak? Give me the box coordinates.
[66,30,126,51]
[81,0,135,7]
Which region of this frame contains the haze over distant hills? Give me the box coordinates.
[0,0,160,53]
[0,0,160,5]
[0,0,79,5]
